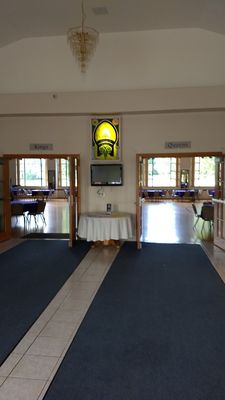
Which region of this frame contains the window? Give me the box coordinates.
[58,159,70,187]
[194,157,215,187]
[18,158,47,187]
[148,157,177,187]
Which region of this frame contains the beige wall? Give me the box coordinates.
[1,109,225,214]
[1,86,225,115]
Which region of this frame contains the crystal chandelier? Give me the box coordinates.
[67,0,99,73]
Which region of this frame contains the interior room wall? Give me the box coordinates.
[9,160,16,186]
[1,110,225,215]
[1,86,225,115]
[180,158,192,170]
[48,159,55,170]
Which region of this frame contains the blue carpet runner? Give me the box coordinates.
[0,239,90,366]
[44,242,225,400]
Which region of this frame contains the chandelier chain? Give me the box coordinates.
[67,0,99,73]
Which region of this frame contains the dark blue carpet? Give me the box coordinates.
[24,233,69,239]
[0,239,90,366]
[44,242,225,400]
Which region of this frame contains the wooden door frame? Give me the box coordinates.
[68,156,80,247]
[3,153,80,245]
[136,154,143,249]
[136,151,224,248]
[0,158,10,241]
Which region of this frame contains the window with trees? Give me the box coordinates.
[148,157,177,187]
[194,156,216,187]
[18,158,47,186]
[58,159,70,187]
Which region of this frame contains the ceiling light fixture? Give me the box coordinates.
[67,0,99,73]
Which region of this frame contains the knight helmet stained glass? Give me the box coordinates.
[91,118,120,160]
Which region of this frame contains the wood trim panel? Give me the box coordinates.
[137,152,224,159]
[3,154,80,159]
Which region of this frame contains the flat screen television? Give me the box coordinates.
[91,164,123,186]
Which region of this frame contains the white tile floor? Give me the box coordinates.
[1,201,225,399]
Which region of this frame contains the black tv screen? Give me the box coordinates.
[91,164,123,186]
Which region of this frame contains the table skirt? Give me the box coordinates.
[78,213,133,242]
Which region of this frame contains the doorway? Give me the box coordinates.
[2,154,80,246]
[136,152,223,248]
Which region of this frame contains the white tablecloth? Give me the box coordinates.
[78,212,133,242]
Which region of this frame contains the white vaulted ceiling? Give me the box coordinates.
[1,0,225,47]
[0,0,225,93]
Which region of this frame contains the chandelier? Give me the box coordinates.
[67,0,99,73]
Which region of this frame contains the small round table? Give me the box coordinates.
[78,212,133,247]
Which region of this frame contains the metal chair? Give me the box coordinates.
[192,203,202,228]
[201,204,214,232]
[27,200,46,226]
[11,202,26,226]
